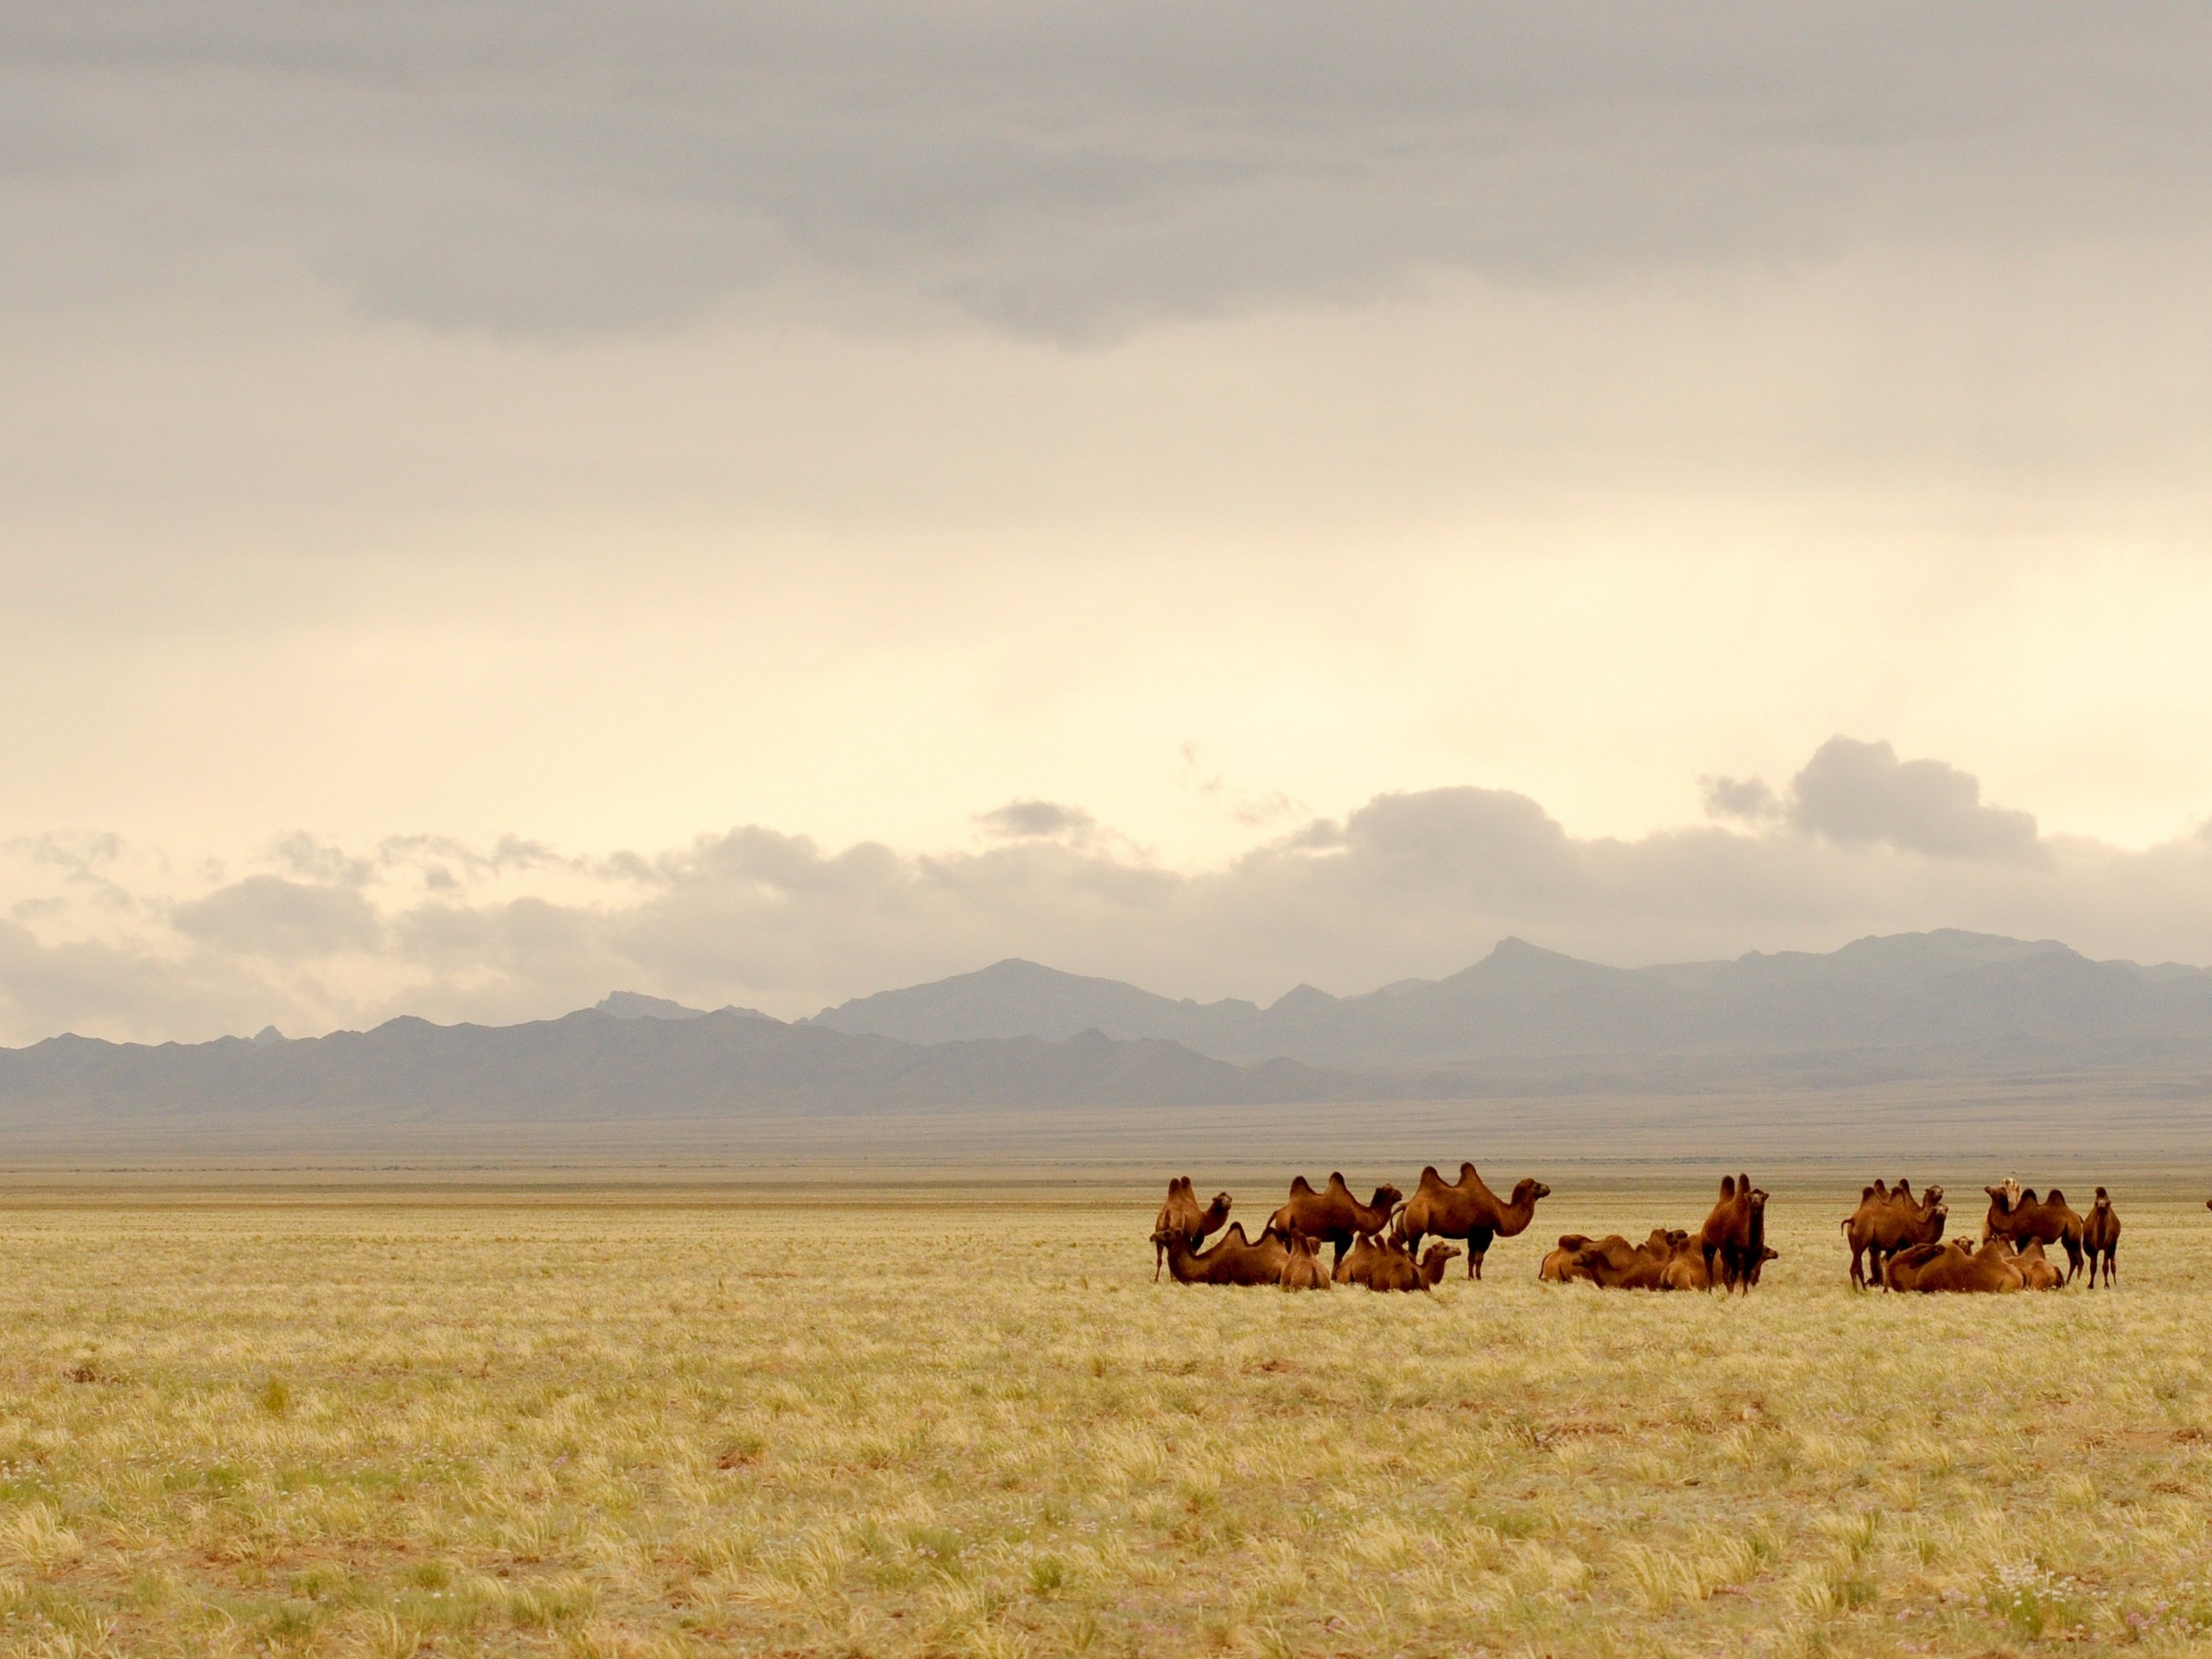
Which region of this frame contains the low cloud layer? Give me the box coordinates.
[4,738,2210,1046]
[7,3,2210,339]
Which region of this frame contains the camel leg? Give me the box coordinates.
[1848,1244,1864,1290]
[1700,1243,1719,1292]
[1331,1236,1349,1270]
[2063,1236,2083,1284]
[1154,1243,1163,1282]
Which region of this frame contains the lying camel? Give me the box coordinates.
[1154,1223,1289,1287]
[2014,1238,2064,1291]
[1335,1232,1394,1287]
[1153,1177,1233,1281]
[1981,1185,2084,1282]
[1840,1178,1948,1290]
[1267,1174,1403,1268]
[1571,1230,1681,1290]
[1393,1163,1552,1280]
[1280,1232,1332,1292]
[1369,1241,1460,1292]
[2082,1188,2120,1288]
[1885,1238,2023,1294]
[1699,1173,1770,1294]
[1540,1234,1599,1282]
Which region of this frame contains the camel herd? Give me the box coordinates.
[1150,1166,1544,1293]
[1151,1168,2133,1295]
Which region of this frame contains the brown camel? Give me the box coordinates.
[1539,1233,1599,1283]
[1980,1185,2084,1281]
[1266,1173,1404,1268]
[2013,1238,2064,1291]
[1279,1232,1332,1292]
[1698,1173,1770,1294]
[2082,1188,2120,1288]
[1393,1163,1553,1280]
[1662,1237,1713,1290]
[1335,1231,1395,1287]
[1369,1241,1460,1292]
[1840,1178,1948,1290]
[1885,1237,2024,1294]
[1154,1222,1290,1287]
[1570,1230,1679,1290]
[1153,1177,1233,1281]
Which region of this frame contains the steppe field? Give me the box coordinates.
[3,1179,2212,1659]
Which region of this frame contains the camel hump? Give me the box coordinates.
[2022,1188,2041,1205]
[1325,1171,1351,1192]
[1288,1175,1317,1195]
[1860,1184,1876,1200]
[2044,1188,2064,1208]
[1719,1175,1736,1198]
[1872,1179,1888,1198]
[1419,1164,1442,1184]
[1893,1178,1911,1198]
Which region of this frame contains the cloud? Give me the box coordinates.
[1700,775,1783,823]
[977,800,1095,841]
[7,4,2211,338]
[170,875,382,961]
[7,737,2212,1046]
[1788,737,2042,860]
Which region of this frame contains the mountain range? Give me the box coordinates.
[809,931,2212,1070]
[3,931,2209,1140]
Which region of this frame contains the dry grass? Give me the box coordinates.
[2,1185,2210,1656]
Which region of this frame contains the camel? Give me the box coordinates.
[1885,1237,2024,1294]
[1569,1230,1681,1290]
[1369,1241,1460,1293]
[1266,1174,1403,1268]
[1840,1178,1948,1290]
[1698,1173,1770,1294]
[1539,1234,1599,1283]
[1334,1232,1395,1287]
[1153,1222,1290,1287]
[1153,1177,1233,1281]
[2013,1238,2064,1291]
[1981,1185,2084,1281]
[1279,1232,1332,1292]
[1662,1236,1713,1291]
[2082,1188,2120,1288]
[1393,1163,1553,1280]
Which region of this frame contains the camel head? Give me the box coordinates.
[1370,1183,1405,1215]
[2090,1186,2113,1213]
[1205,1192,1232,1222]
[1420,1243,1462,1284]
[1746,1187,1770,1216]
[1512,1179,1552,1205]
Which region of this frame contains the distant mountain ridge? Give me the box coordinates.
[810,931,2212,1068]
[0,1009,1347,1130]
[3,931,2210,1142]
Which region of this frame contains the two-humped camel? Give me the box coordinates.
[1393,1164,1551,1281]
[1153,1223,1291,1287]
[1265,1174,1403,1269]
[1698,1173,1770,1294]
[1840,1178,1948,1290]
[1981,1183,2084,1282]
[1152,1177,1232,1281]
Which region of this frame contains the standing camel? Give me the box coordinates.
[1392,1163,1552,1280]
[1265,1174,1403,1269]
[1840,1179,1947,1290]
[1152,1178,1232,1281]
[1981,1185,2084,1282]
[2082,1188,2120,1288]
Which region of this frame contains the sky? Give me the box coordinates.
[7,3,2212,1044]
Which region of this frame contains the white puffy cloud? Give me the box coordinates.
[4,738,2211,1046]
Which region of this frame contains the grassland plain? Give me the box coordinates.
[3,1184,2212,1657]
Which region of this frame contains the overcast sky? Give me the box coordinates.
[7,3,2212,1042]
